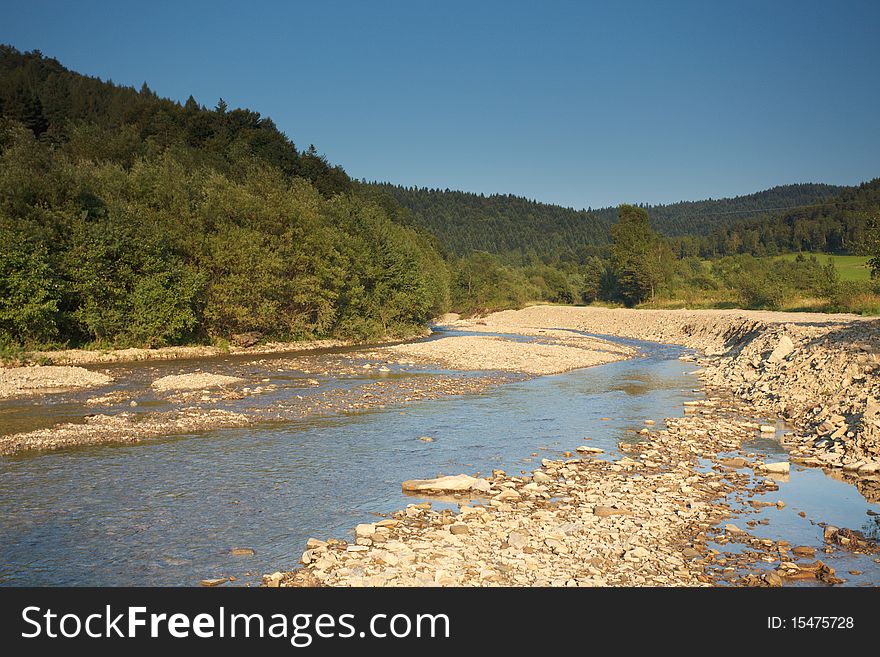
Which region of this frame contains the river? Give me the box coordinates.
[0,330,877,586]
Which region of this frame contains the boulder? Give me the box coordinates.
[401,474,490,494]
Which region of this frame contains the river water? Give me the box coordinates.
[0,331,877,586]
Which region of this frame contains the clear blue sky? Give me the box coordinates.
[3,0,879,209]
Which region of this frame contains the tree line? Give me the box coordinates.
[0,46,450,352]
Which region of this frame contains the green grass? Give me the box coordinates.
[774,252,872,282]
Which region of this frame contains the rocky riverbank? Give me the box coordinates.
[265,305,880,588]
[450,306,880,470]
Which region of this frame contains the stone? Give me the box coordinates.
[594,506,630,518]
[418,436,434,442]
[263,572,283,588]
[200,578,227,587]
[725,524,745,534]
[449,524,470,535]
[507,532,528,549]
[791,546,816,558]
[768,335,795,363]
[625,546,650,560]
[532,471,553,484]
[401,474,489,494]
[355,523,376,539]
[758,461,790,475]
[229,548,255,556]
[763,571,783,587]
[759,425,777,434]
[576,445,604,454]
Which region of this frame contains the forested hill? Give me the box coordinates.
[370,182,845,262]
[0,46,450,351]
[690,177,880,257]
[645,183,843,235]
[0,45,350,196]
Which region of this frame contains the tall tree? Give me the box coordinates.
[610,204,667,305]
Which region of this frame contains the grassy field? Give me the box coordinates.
[775,253,872,281]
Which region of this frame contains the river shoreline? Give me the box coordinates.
[265,306,879,587]
[0,327,630,456]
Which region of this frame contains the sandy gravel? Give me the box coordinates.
[23,338,357,367]
[151,373,244,391]
[0,365,112,399]
[371,333,633,375]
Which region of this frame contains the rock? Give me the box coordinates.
[532,471,553,484]
[763,571,783,587]
[494,489,521,501]
[682,547,701,560]
[759,425,776,434]
[575,445,604,454]
[507,532,528,549]
[758,461,790,475]
[231,332,262,348]
[229,548,255,556]
[725,524,745,534]
[718,457,748,468]
[306,538,328,549]
[791,546,816,558]
[418,436,434,442]
[449,524,470,535]
[625,546,650,560]
[401,474,489,494]
[768,335,794,363]
[200,578,227,587]
[594,506,630,518]
[355,523,376,539]
[263,572,283,588]
[823,525,839,542]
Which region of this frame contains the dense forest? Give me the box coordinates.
[0,46,449,351]
[370,182,844,264]
[678,178,880,258]
[1,45,878,356]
